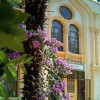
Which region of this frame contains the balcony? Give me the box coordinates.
[56,51,84,63]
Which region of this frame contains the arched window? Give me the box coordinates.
[59,6,72,20]
[51,20,63,51]
[68,24,79,54]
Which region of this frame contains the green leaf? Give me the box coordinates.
[7,63,17,78]
[0,50,8,63]
[24,57,33,64]
[0,0,28,52]
[20,65,27,74]
[11,54,27,64]
[3,67,15,84]
[0,0,28,26]
[0,31,24,52]
[0,0,14,24]
[0,84,9,100]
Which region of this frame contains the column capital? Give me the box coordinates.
[63,28,70,33]
[95,28,99,34]
[90,27,100,34]
[78,32,83,35]
[90,27,95,32]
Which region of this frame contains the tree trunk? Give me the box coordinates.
[22,0,50,100]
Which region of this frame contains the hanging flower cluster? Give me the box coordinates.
[23,29,47,53]
[55,57,72,74]
[7,51,20,71]
[37,93,46,100]
[45,38,63,54]
[45,57,72,75]
[19,24,71,100]
[8,51,20,59]
[60,92,70,100]
[52,80,66,94]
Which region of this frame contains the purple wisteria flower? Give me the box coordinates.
[14,64,18,71]
[56,57,63,65]
[37,29,47,38]
[45,40,51,46]
[45,59,54,68]
[27,32,34,38]
[60,93,70,100]
[45,38,63,54]
[18,23,26,30]
[51,47,58,54]
[32,41,40,48]
[8,51,20,59]
[51,38,63,47]
[18,23,23,28]
[52,80,66,94]
[47,88,51,94]
[37,93,46,100]
[18,24,23,28]
[55,57,72,74]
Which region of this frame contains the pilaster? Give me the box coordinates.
[95,29,100,65]
[90,27,96,65]
[78,32,84,54]
[63,28,70,52]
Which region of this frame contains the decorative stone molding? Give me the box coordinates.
[90,27,95,32]
[91,65,100,71]
[63,28,70,33]
[57,3,76,20]
[51,16,66,27]
[78,32,83,36]
[95,28,100,34]
[90,27,100,33]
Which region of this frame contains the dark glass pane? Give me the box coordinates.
[69,24,78,32]
[68,24,79,54]
[67,74,75,93]
[52,21,62,29]
[59,6,72,20]
[51,20,63,51]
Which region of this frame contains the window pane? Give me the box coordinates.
[59,6,72,20]
[55,29,59,33]
[51,20,63,51]
[67,74,75,93]
[68,24,79,54]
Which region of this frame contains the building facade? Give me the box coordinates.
[46,0,100,100]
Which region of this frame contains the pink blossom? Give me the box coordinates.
[27,32,34,38]
[56,41,63,47]
[55,57,72,74]
[52,81,66,94]
[14,65,18,71]
[60,93,70,100]
[32,41,40,48]
[33,33,38,36]
[37,29,47,38]
[37,93,46,100]
[51,47,58,54]
[56,57,63,65]
[45,60,53,67]
[51,38,63,47]
[8,51,20,59]
[47,88,51,94]
[45,39,51,46]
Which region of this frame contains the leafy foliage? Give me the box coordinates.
[0,0,29,99]
[0,0,28,52]
[0,83,9,100]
